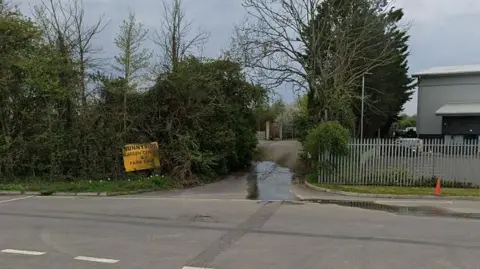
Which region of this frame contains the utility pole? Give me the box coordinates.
[360,72,371,140]
[361,75,365,140]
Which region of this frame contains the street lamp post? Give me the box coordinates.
[360,72,372,140]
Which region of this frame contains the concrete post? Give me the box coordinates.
[266,121,270,140]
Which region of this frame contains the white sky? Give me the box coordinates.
[15,0,480,116]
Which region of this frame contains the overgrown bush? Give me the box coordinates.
[0,8,264,184]
[132,58,262,182]
[304,121,350,173]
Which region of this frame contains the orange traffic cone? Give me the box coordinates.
[434,178,441,196]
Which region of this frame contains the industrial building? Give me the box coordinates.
[413,65,480,142]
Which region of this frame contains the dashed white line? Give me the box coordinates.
[0,196,33,204]
[1,249,46,256]
[74,256,119,264]
[182,266,214,269]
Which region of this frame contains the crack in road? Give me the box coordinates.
[1,204,479,252]
[185,201,282,268]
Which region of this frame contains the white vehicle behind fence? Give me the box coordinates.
[396,138,423,154]
[377,137,423,156]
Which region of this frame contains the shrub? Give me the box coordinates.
[304,121,350,173]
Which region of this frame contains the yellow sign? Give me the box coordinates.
[123,142,160,172]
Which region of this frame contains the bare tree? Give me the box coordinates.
[33,0,109,107]
[33,0,77,130]
[0,0,10,14]
[113,10,152,133]
[69,0,109,107]
[153,0,210,72]
[232,0,397,121]
[33,0,74,53]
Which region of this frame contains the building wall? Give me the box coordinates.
[417,74,480,136]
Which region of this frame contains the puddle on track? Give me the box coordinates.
[244,161,479,220]
[311,199,480,220]
[246,161,294,201]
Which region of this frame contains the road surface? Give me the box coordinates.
[1,141,479,269]
[256,140,303,172]
[1,192,479,269]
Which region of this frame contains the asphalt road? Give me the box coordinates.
[1,194,480,269]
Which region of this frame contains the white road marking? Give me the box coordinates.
[1,249,46,256]
[0,196,33,204]
[182,266,214,269]
[74,256,119,264]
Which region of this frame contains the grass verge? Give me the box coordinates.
[314,183,480,197]
[0,175,178,194]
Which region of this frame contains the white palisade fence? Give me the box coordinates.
[318,138,480,188]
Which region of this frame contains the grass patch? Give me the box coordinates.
[315,184,480,197]
[0,175,178,194]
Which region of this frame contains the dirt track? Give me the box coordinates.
[256,140,303,172]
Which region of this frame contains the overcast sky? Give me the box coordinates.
[15,0,480,115]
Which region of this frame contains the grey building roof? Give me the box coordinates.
[412,65,480,77]
[435,103,480,116]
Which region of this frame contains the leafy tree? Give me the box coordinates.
[113,10,151,136]
[397,114,416,130]
[293,94,311,142]
[351,8,415,138]
[1,6,46,175]
[300,0,394,127]
[288,0,413,139]
[297,94,308,119]
[113,11,151,87]
[276,104,298,126]
[254,98,285,131]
